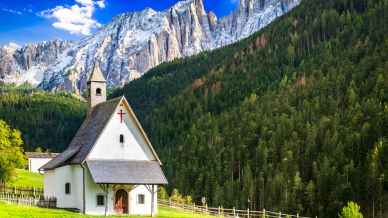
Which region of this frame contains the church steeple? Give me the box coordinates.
[87,64,106,108]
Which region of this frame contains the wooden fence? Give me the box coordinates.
[0,185,55,208]
[0,185,312,217]
[158,199,313,218]
[0,193,56,208]
[0,184,43,197]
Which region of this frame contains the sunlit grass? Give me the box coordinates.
[8,169,44,189]
[0,202,215,218]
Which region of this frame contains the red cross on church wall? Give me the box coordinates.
[117,109,126,123]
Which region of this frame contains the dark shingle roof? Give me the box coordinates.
[86,160,168,184]
[40,97,122,170]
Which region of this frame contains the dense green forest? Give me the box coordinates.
[111,0,388,217]
[0,84,86,151]
[0,0,387,217]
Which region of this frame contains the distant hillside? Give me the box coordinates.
[113,0,388,217]
[0,84,86,152]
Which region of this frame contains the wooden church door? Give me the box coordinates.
[114,189,128,214]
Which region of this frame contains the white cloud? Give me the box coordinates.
[40,0,105,36]
[75,0,95,6]
[23,8,34,13]
[2,8,22,15]
[96,1,105,8]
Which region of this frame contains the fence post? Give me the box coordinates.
[248,208,250,218]
[297,213,299,218]
[218,206,221,216]
[205,203,208,214]
[233,207,236,217]
[263,208,266,218]
[193,203,195,214]
[279,211,282,218]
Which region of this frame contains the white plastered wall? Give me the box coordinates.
[83,168,157,216]
[87,102,156,161]
[29,158,52,173]
[43,170,55,198]
[84,167,113,215]
[129,185,158,215]
[43,165,83,210]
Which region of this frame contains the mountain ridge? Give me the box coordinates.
[0,0,300,93]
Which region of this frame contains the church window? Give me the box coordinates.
[96,195,105,206]
[65,183,71,194]
[137,194,145,204]
[96,88,102,96]
[120,134,124,143]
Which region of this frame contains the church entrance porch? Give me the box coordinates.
[87,160,168,215]
[114,189,128,214]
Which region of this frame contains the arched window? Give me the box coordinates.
[120,134,124,143]
[96,88,102,96]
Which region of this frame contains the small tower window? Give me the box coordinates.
[120,134,124,143]
[96,88,102,96]
[65,183,71,194]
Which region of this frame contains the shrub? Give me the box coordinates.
[339,201,363,218]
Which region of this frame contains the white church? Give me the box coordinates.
[40,65,168,216]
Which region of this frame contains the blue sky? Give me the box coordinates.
[0,0,239,46]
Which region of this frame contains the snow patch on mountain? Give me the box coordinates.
[0,0,301,92]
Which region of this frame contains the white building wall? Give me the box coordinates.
[87,105,156,161]
[29,158,52,173]
[43,170,55,198]
[73,166,84,211]
[83,168,157,216]
[129,185,158,216]
[84,168,114,215]
[43,165,83,210]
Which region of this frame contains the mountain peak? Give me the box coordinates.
[171,0,195,11]
[2,42,20,52]
[0,0,301,92]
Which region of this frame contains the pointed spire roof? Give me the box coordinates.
[88,63,106,83]
[39,96,163,171]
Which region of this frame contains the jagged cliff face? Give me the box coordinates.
[0,40,72,85]
[0,0,300,92]
[215,0,301,46]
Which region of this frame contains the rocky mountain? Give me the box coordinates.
[0,0,300,92]
[0,40,73,86]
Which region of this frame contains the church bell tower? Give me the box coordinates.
[87,64,106,108]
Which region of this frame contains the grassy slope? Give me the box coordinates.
[8,169,44,189]
[0,202,214,218]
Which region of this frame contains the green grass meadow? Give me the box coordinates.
[2,169,214,217]
[8,169,44,188]
[0,202,214,218]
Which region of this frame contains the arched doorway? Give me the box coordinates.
[114,189,128,214]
